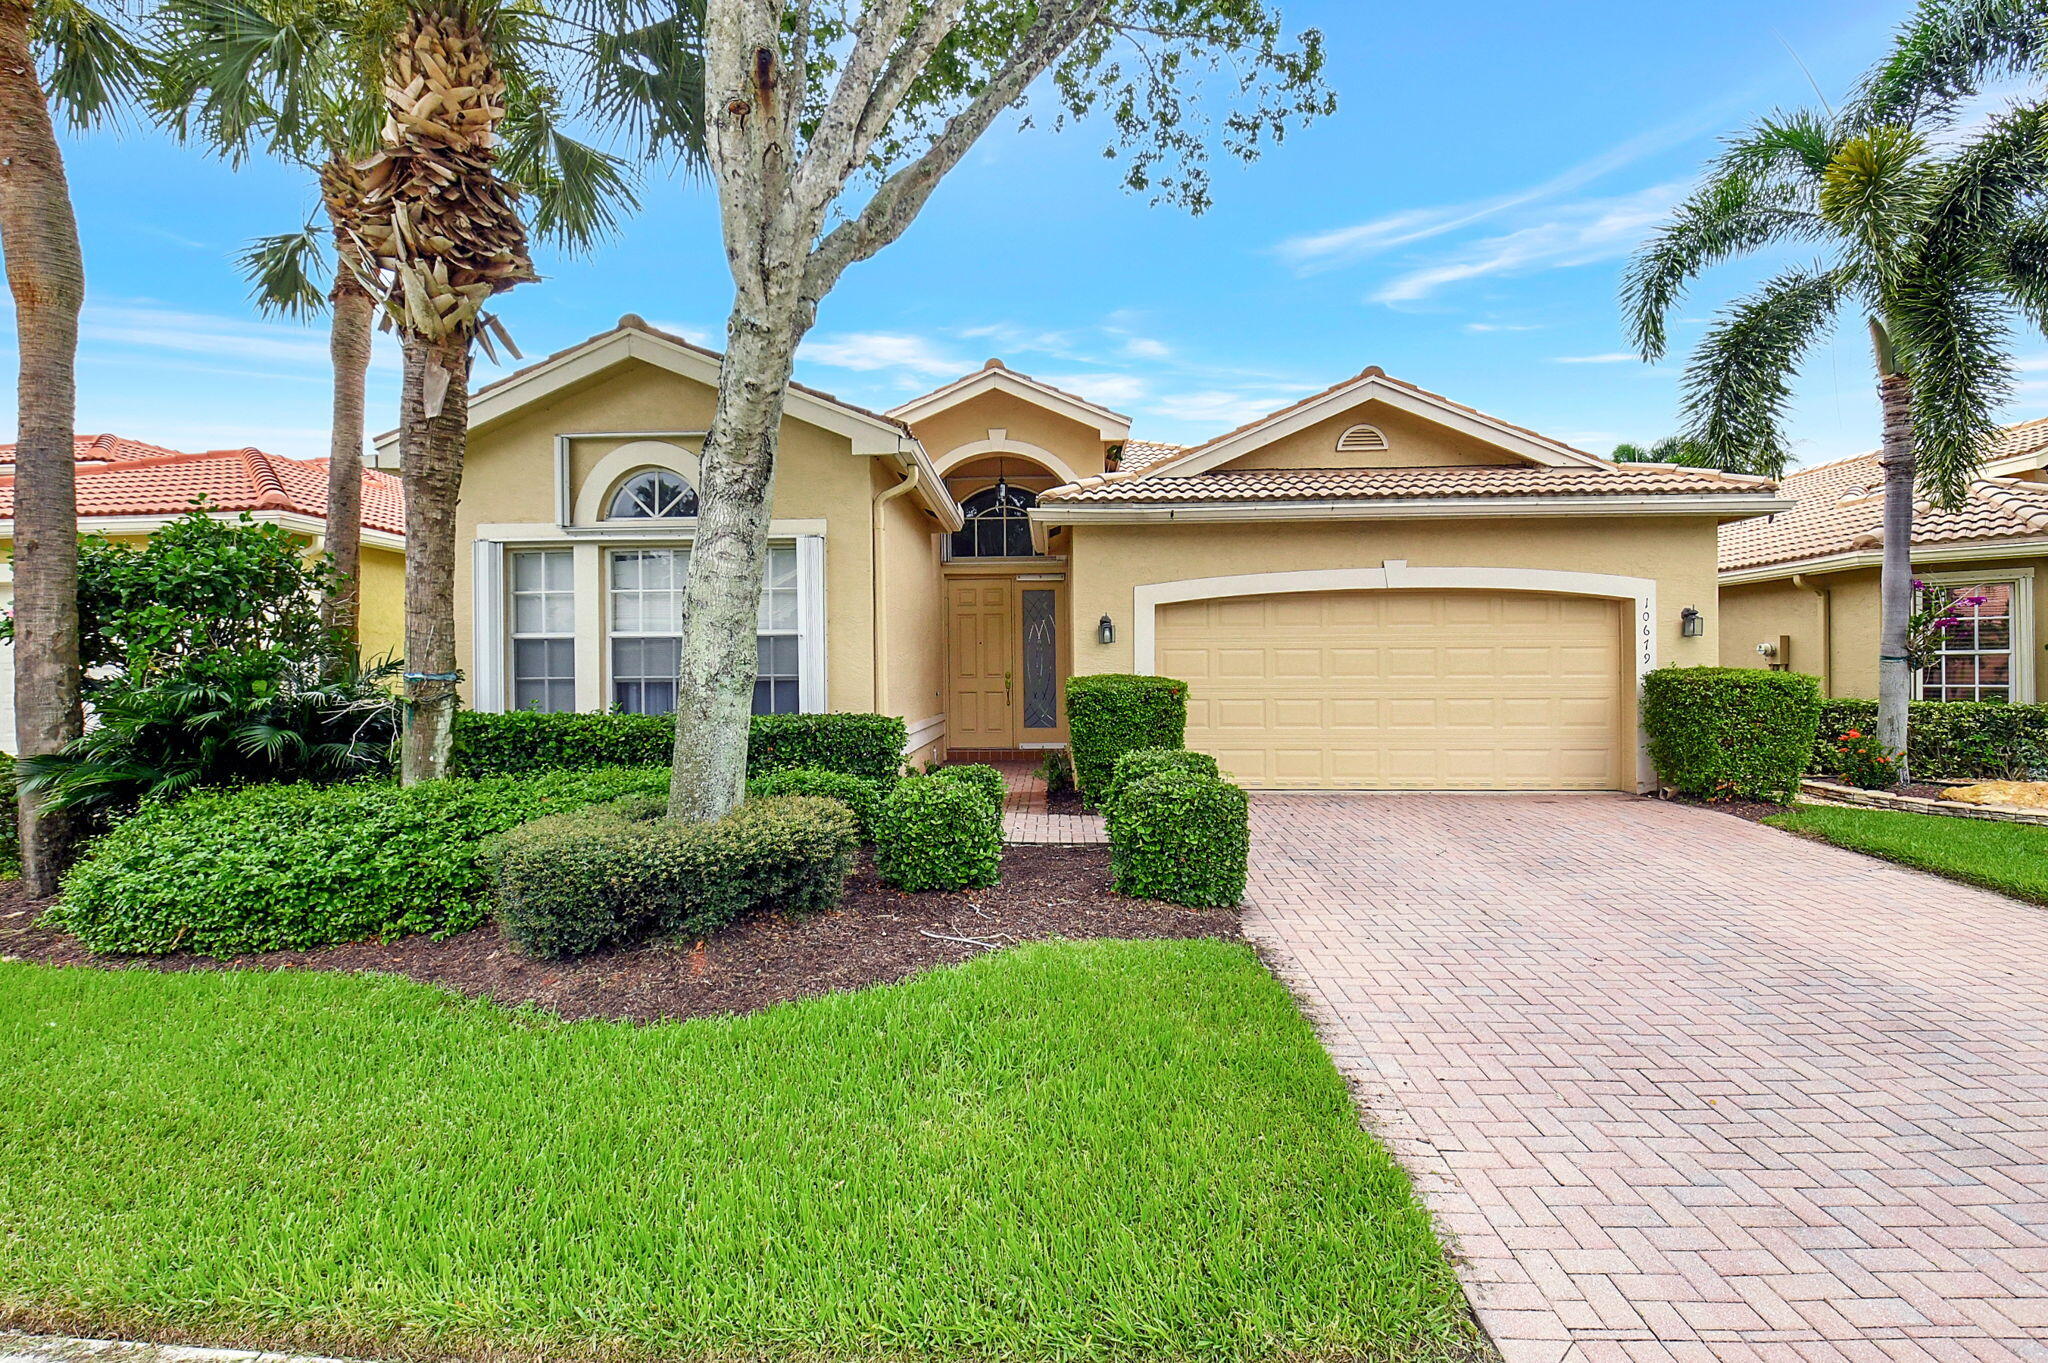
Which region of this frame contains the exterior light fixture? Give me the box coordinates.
[1098,614,1115,645]
[1680,605,1704,638]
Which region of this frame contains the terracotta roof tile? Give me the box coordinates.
[1719,425,2048,573]
[1114,440,1187,472]
[0,433,192,466]
[1041,463,1777,505]
[0,447,404,537]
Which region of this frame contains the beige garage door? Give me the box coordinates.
[1155,589,1626,790]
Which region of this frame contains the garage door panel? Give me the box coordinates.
[1156,589,1624,791]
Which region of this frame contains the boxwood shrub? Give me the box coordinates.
[451,711,907,789]
[1811,698,2048,781]
[927,762,1007,819]
[1106,771,1248,909]
[744,766,881,839]
[1642,667,1822,803]
[1106,747,1220,812]
[47,767,670,957]
[874,776,1001,892]
[493,794,859,960]
[1066,674,1189,806]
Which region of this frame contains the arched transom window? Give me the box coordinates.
[607,468,699,519]
[950,482,1039,558]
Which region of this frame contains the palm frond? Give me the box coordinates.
[34,0,156,128]
[237,225,331,319]
[578,3,709,167]
[1714,108,1845,183]
[1891,279,2014,509]
[1622,172,1825,360]
[498,96,640,250]
[1992,212,2048,335]
[1818,125,1937,280]
[1850,0,2048,127]
[1680,266,1851,479]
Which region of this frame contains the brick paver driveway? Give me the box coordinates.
[1243,793,2048,1363]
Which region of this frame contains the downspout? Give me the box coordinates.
[872,449,923,712]
[1792,573,1833,697]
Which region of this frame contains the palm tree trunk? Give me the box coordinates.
[1873,322,1916,785]
[397,334,470,784]
[321,261,374,657]
[0,0,86,895]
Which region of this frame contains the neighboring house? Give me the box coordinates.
[0,439,407,743]
[1719,418,2048,703]
[391,314,1785,791]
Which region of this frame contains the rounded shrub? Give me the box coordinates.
[1065,674,1188,807]
[745,766,882,839]
[1642,666,1822,804]
[874,776,1001,892]
[1106,747,1220,812]
[926,763,1007,820]
[1106,771,1248,909]
[450,711,908,788]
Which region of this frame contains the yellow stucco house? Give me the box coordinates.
[376,316,1787,791]
[1719,418,2048,704]
[0,437,407,742]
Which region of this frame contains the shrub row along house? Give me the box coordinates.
[0,437,407,737]
[358,315,1781,792]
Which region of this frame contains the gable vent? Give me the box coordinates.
[1336,423,1389,453]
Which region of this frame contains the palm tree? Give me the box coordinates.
[0,0,150,894]
[1623,104,2048,780]
[1610,436,1741,470]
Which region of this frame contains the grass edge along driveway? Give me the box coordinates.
[1766,801,2048,906]
[0,938,1487,1363]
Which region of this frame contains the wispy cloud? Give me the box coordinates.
[1464,321,1542,334]
[1039,372,1148,408]
[1551,352,1640,365]
[799,331,973,380]
[1372,182,1685,304]
[1150,388,1316,429]
[80,302,399,372]
[649,319,714,347]
[1120,336,1171,360]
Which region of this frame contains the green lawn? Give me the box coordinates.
[1767,802,2048,904]
[0,939,1484,1363]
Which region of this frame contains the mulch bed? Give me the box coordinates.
[0,845,1237,1023]
[1659,793,1789,824]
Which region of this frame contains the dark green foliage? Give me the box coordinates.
[875,776,1001,892]
[1829,728,1904,790]
[1107,771,1248,909]
[1066,674,1189,805]
[493,795,860,960]
[451,711,908,789]
[0,761,17,878]
[46,767,670,957]
[1037,746,1075,796]
[1107,747,1221,812]
[1642,667,1823,803]
[928,763,1007,820]
[1813,698,2048,779]
[744,766,882,839]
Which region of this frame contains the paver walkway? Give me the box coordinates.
[988,759,1106,844]
[1243,793,2048,1363]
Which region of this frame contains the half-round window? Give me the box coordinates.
[607,468,699,519]
[950,482,1038,558]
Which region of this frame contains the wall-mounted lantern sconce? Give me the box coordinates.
[1680,605,1704,638]
[1098,613,1116,645]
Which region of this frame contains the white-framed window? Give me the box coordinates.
[1915,571,2033,702]
[606,543,803,716]
[606,468,699,519]
[508,549,575,711]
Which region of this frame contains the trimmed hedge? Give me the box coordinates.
[1067,674,1189,806]
[1812,699,2048,781]
[928,763,1007,819]
[451,711,907,788]
[875,776,1001,892]
[493,794,859,960]
[744,766,882,839]
[1642,667,1821,804]
[47,767,671,957]
[1107,747,1220,812]
[1107,771,1247,909]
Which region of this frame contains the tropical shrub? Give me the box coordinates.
[875,776,1001,891]
[744,766,882,839]
[1813,699,2048,781]
[1106,746,1221,813]
[1107,771,1248,909]
[452,711,907,788]
[45,767,669,957]
[494,794,860,960]
[1066,673,1189,805]
[1641,667,1822,804]
[927,763,1007,819]
[1830,729,1902,790]
[0,761,16,878]
[1037,746,1075,796]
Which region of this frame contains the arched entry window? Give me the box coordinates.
[607,468,699,519]
[950,481,1038,558]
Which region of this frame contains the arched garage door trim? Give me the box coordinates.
[1130,561,1658,790]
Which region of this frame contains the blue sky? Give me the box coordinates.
[12,0,2039,466]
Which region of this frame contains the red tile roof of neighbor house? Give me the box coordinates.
[0,433,193,466]
[1719,420,2048,573]
[0,445,405,537]
[1042,463,1778,505]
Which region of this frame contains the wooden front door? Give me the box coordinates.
[949,581,1015,747]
